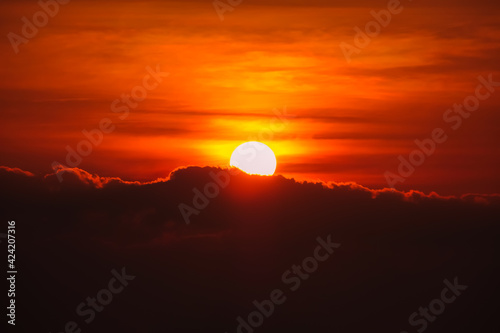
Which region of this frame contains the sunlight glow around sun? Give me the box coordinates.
[230,142,277,176]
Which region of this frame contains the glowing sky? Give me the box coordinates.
[1,0,499,195]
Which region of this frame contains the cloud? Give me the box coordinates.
[1,164,499,331]
[0,165,34,177]
[47,164,147,189]
[2,164,498,241]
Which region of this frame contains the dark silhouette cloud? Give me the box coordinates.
[0,165,498,332]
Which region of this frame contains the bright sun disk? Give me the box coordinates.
[230,141,277,176]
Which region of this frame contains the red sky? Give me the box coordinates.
[1,0,499,195]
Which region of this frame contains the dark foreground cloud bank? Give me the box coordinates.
[1,165,499,332]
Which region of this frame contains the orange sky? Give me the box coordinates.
[1,0,499,195]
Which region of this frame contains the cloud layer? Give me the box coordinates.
[1,165,499,332]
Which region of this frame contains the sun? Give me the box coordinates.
[230,141,277,176]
